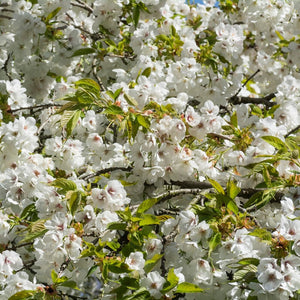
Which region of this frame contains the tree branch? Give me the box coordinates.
[228,93,277,107]
[70,0,93,14]
[92,58,106,91]
[7,103,62,114]
[231,69,261,99]
[79,166,132,180]
[284,124,300,138]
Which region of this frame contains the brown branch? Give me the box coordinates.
[7,103,62,114]
[92,58,106,91]
[285,124,300,138]
[70,0,93,14]
[170,180,212,189]
[231,69,261,99]
[228,93,277,108]
[79,166,132,180]
[156,188,204,204]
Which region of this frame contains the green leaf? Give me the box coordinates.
[114,88,123,100]
[133,5,140,27]
[61,110,80,128]
[19,219,48,244]
[227,180,241,199]
[139,214,159,226]
[68,191,81,216]
[215,194,239,215]
[207,178,225,194]
[45,7,61,23]
[137,198,158,215]
[60,280,79,289]
[120,277,139,290]
[261,136,287,151]
[208,232,221,256]
[51,269,58,283]
[141,67,151,78]
[237,258,260,266]
[107,222,128,230]
[86,265,98,277]
[50,178,77,192]
[107,260,131,274]
[227,199,239,215]
[75,78,100,94]
[244,190,276,209]
[144,254,164,273]
[76,87,96,104]
[161,268,179,293]
[248,228,272,243]
[124,94,138,107]
[103,105,124,115]
[106,241,121,251]
[123,287,150,300]
[175,282,203,294]
[139,214,166,226]
[230,111,238,128]
[233,269,256,282]
[8,290,36,300]
[66,109,81,137]
[137,115,150,129]
[71,48,96,57]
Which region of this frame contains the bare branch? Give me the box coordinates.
[92,58,106,91]
[70,0,93,14]
[229,93,277,107]
[7,103,62,114]
[285,124,300,138]
[170,180,212,189]
[231,69,261,99]
[79,166,132,180]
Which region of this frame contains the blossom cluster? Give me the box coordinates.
[0,0,299,299]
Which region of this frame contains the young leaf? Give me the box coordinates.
[137,115,150,129]
[141,67,151,78]
[119,277,139,290]
[66,109,81,137]
[71,48,96,57]
[161,268,179,293]
[144,254,164,273]
[230,111,238,128]
[137,198,158,215]
[50,178,77,192]
[261,136,287,151]
[103,105,124,115]
[45,7,61,23]
[207,178,225,194]
[61,110,80,128]
[175,282,203,294]
[51,269,58,283]
[124,94,138,107]
[208,231,221,256]
[68,191,81,216]
[237,258,260,266]
[8,291,36,300]
[133,5,140,28]
[248,228,272,243]
[227,180,241,200]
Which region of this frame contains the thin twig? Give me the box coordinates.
[231,69,261,99]
[70,0,93,14]
[79,166,132,180]
[7,103,62,114]
[92,58,106,91]
[284,124,300,138]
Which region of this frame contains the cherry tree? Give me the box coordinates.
[0,0,299,299]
